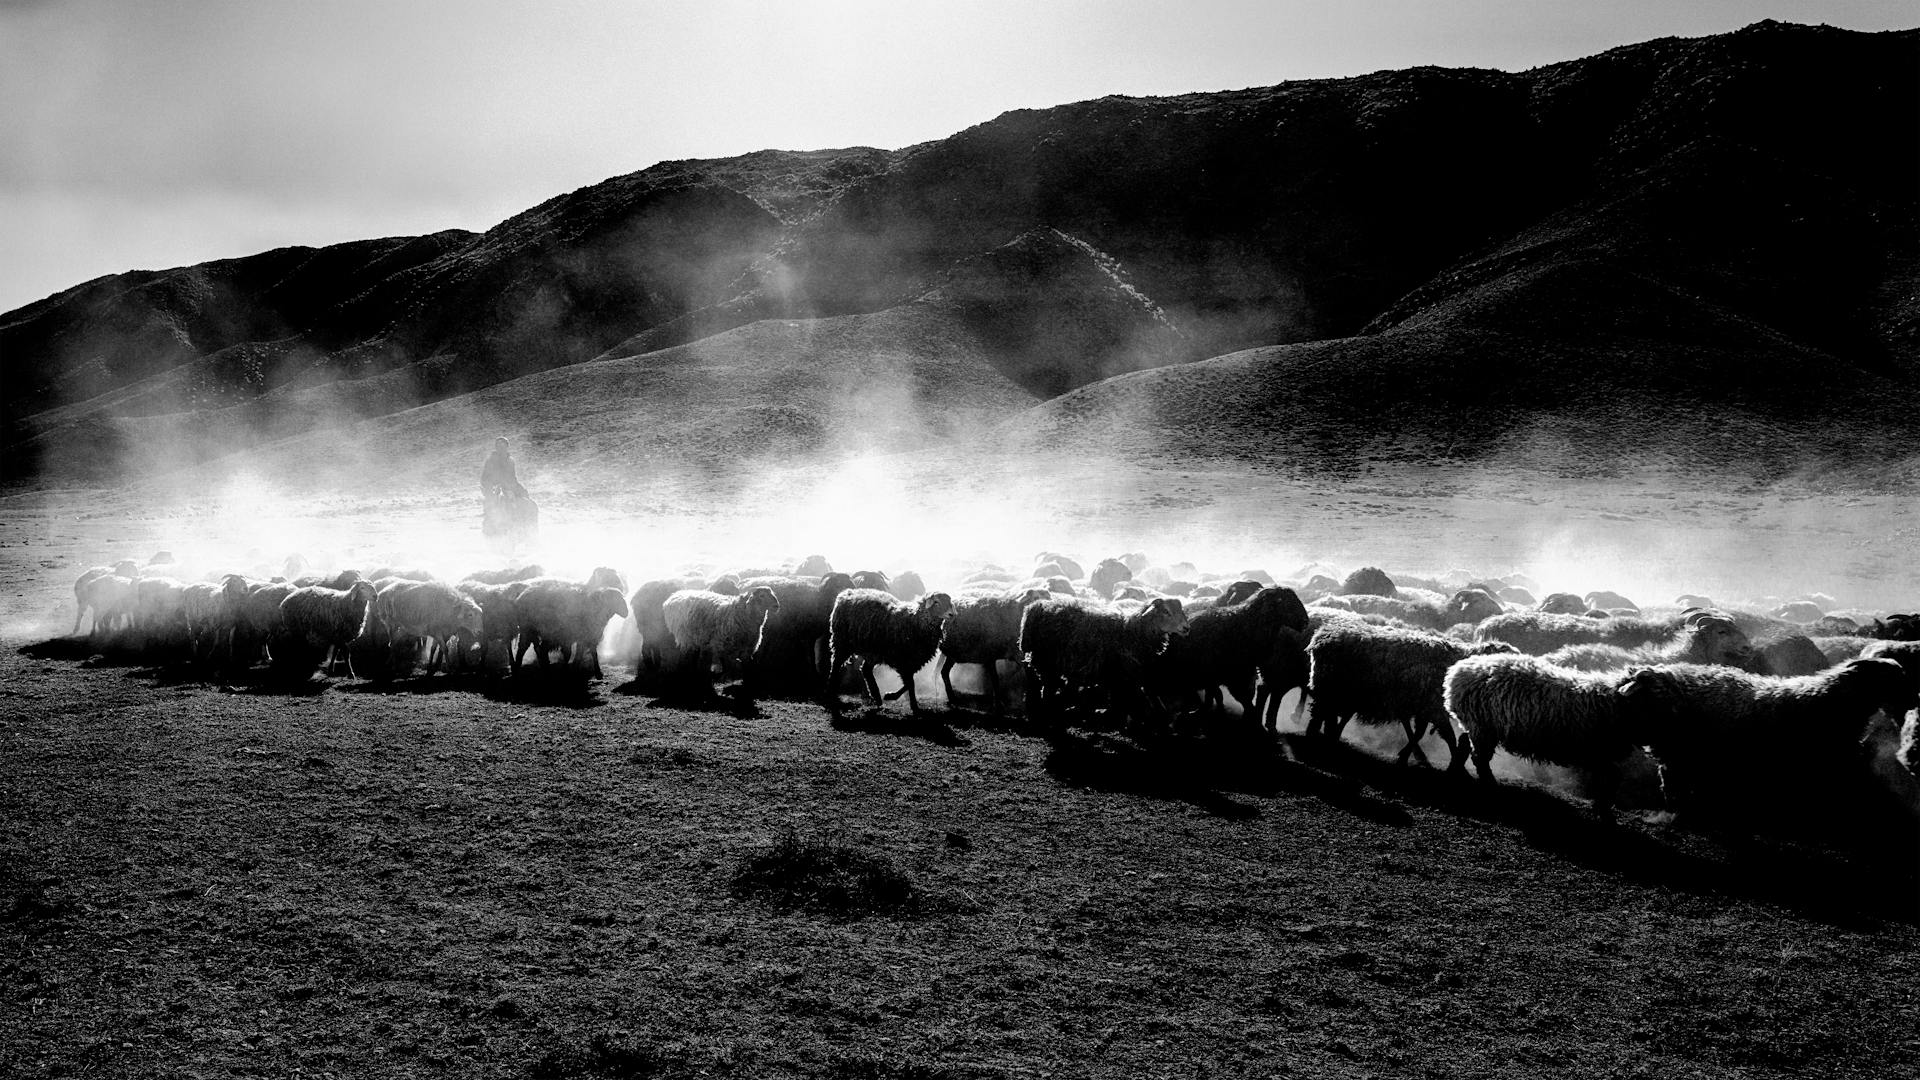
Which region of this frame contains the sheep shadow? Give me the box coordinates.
[1042,730,1268,821]
[935,701,1033,737]
[19,637,102,662]
[617,680,765,719]
[1285,735,1916,926]
[336,673,485,697]
[482,675,609,709]
[827,706,970,748]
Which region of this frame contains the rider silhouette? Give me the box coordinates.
[481,437,527,501]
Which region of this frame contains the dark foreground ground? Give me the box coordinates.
[3,636,1917,1080]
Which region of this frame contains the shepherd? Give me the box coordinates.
[480,437,538,550]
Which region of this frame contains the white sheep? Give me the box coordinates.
[1538,612,1754,671]
[1474,610,1701,655]
[181,574,253,667]
[71,560,140,635]
[373,579,484,674]
[826,589,956,716]
[277,581,378,677]
[1442,654,1663,816]
[661,586,781,692]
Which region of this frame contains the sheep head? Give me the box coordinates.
[1470,641,1519,657]
[594,587,631,621]
[347,581,377,605]
[220,573,251,601]
[1687,614,1754,667]
[744,586,780,619]
[1018,587,1052,607]
[851,569,891,591]
[1835,657,1917,721]
[818,572,855,601]
[1140,597,1189,639]
[917,592,956,629]
[587,566,626,592]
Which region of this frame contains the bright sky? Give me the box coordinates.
[1,0,1911,313]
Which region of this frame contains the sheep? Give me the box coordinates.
[276,581,378,677]
[1152,586,1309,722]
[464,564,545,585]
[71,560,140,635]
[1019,596,1188,730]
[1616,658,1918,825]
[366,567,436,583]
[889,570,927,601]
[1810,636,1879,666]
[1538,613,1756,672]
[132,577,191,657]
[660,586,780,692]
[1251,608,1366,732]
[1311,588,1502,633]
[1900,713,1920,778]
[1442,655,1664,817]
[372,580,484,674]
[1748,627,1830,677]
[1339,567,1396,597]
[80,572,141,645]
[825,590,956,716]
[1584,590,1638,612]
[291,569,365,591]
[743,573,855,695]
[938,587,1051,713]
[1181,579,1264,616]
[1536,593,1588,615]
[514,579,632,677]
[181,574,253,667]
[1088,558,1132,600]
[1473,610,1698,655]
[628,577,712,675]
[455,579,524,673]
[1035,552,1085,580]
[795,554,834,577]
[849,570,891,592]
[1306,621,1518,766]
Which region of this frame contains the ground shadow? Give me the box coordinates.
[828,707,970,748]
[615,679,764,718]
[1281,733,1917,927]
[18,637,101,662]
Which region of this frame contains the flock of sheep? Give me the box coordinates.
[62,548,1920,833]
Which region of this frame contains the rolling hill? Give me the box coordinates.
[2,19,1914,491]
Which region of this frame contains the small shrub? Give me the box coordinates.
[730,831,919,917]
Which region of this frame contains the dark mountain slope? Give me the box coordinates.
[2,21,1914,490]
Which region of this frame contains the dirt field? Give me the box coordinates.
[3,481,1918,1079]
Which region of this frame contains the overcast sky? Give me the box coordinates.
[1,0,1911,313]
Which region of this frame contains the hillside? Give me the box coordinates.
[2,20,1916,488]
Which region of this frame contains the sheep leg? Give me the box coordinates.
[904,674,921,714]
[986,661,1004,715]
[1585,765,1621,822]
[1395,719,1429,766]
[940,657,958,703]
[861,661,881,705]
[1254,682,1272,728]
[1471,733,1499,783]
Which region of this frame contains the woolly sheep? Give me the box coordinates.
[292,569,365,591]
[1538,613,1755,672]
[277,581,378,677]
[1474,610,1699,655]
[938,587,1051,713]
[80,572,141,644]
[1617,658,1917,824]
[889,570,927,602]
[455,579,524,672]
[1306,622,1518,766]
[628,577,710,673]
[1536,593,1588,615]
[849,570,891,592]
[464,564,545,585]
[1019,596,1188,729]
[661,586,780,693]
[181,574,252,667]
[1182,579,1264,616]
[1584,590,1638,612]
[132,577,191,656]
[514,579,632,677]
[1153,586,1309,720]
[1088,558,1133,599]
[743,573,854,695]
[1035,552,1086,580]
[1312,588,1501,633]
[1339,567,1396,598]
[1442,655,1664,816]
[826,589,955,716]
[373,580,484,674]
[1810,636,1878,666]
[71,560,140,635]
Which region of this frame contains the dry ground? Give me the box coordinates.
[3,484,1918,1079]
